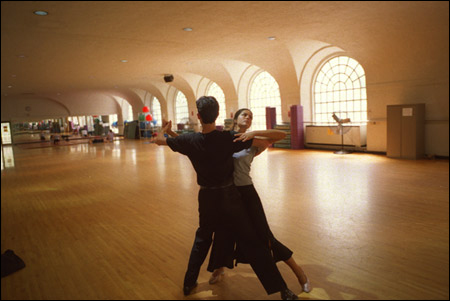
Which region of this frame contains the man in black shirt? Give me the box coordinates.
[155,96,298,300]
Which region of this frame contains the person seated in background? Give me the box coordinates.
[40,131,46,141]
[106,129,114,142]
[50,134,60,145]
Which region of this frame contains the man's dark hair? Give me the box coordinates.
[196,96,219,124]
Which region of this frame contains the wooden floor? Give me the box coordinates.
[1,140,449,300]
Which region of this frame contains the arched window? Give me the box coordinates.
[175,91,189,125]
[151,97,162,126]
[249,71,282,131]
[127,103,134,122]
[314,56,367,125]
[109,114,118,133]
[206,82,226,125]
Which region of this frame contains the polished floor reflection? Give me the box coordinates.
[1,141,449,300]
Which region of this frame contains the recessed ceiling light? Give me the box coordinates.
[120,59,128,63]
[183,27,193,32]
[267,36,276,40]
[8,86,12,88]
[34,11,48,16]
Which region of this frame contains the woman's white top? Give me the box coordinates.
[233,146,258,186]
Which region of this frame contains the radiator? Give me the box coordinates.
[305,125,367,147]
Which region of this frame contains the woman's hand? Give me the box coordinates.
[233,131,255,142]
[154,120,171,145]
[162,119,178,137]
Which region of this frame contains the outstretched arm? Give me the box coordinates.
[234,129,286,156]
[234,129,286,143]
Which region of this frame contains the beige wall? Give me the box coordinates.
[2,67,448,157]
[2,50,448,157]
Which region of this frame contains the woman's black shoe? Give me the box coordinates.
[280,288,299,300]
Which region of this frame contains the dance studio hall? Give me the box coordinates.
[1,2,448,300]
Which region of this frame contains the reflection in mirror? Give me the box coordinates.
[2,146,15,169]
[10,115,119,145]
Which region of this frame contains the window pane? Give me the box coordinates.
[360,75,366,88]
[330,57,338,67]
[354,89,361,100]
[327,91,332,100]
[348,58,358,69]
[345,77,353,90]
[339,56,349,65]
[317,71,325,83]
[334,90,340,101]
[334,102,340,112]
[361,100,367,110]
[322,62,331,74]
[327,102,333,112]
[347,89,353,101]
[348,112,354,121]
[345,66,353,76]
[315,82,321,93]
[361,111,367,121]
[361,88,367,100]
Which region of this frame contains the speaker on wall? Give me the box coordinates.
[164,74,174,82]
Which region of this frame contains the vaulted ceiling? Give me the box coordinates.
[1,1,449,106]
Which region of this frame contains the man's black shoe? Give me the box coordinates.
[280,288,298,300]
[183,282,198,296]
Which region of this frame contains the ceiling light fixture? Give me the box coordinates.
[120,59,128,63]
[34,11,48,16]
[183,27,193,32]
[267,36,276,40]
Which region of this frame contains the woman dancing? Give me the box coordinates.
[208,108,311,293]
